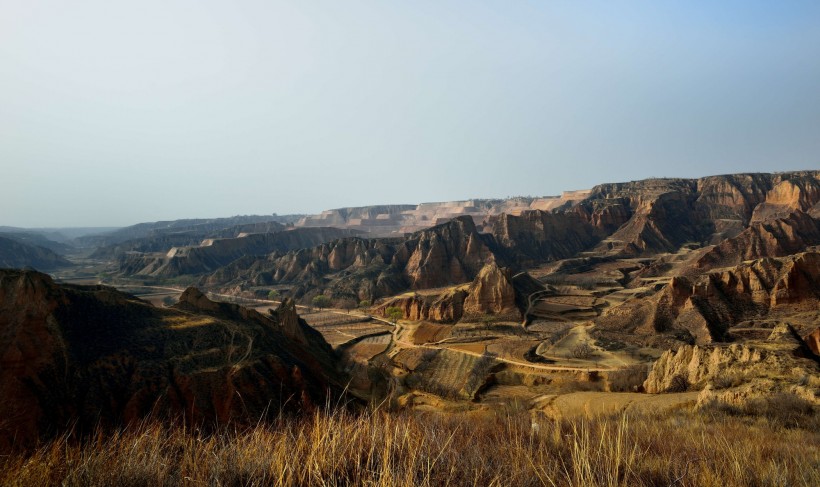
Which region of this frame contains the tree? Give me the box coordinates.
[162,296,176,307]
[267,290,280,300]
[572,342,594,359]
[385,306,403,324]
[312,295,331,310]
[359,299,371,309]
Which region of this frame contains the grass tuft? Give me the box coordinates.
[1,406,817,486]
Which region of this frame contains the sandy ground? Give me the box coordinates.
[532,391,699,419]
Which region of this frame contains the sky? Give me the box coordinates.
[1,1,819,228]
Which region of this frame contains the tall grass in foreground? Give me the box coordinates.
[1,407,818,486]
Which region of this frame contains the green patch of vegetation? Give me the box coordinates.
[385,306,403,324]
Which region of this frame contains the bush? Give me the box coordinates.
[701,393,816,428]
[312,295,331,310]
[385,306,403,324]
[572,342,594,359]
[606,365,649,392]
[711,372,745,390]
[666,374,689,393]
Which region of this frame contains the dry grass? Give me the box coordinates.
[2,407,818,487]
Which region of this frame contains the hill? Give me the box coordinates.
[0,236,73,271]
[0,269,343,451]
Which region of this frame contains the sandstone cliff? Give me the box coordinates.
[751,176,820,222]
[0,269,342,451]
[372,262,525,323]
[643,324,820,408]
[489,210,601,266]
[201,217,498,302]
[115,227,360,278]
[373,289,467,323]
[694,211,820,271]
[461,263,519,320]
[596,252,820,346]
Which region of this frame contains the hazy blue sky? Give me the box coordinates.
[1,1,819,227]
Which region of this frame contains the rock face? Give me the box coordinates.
[98,172,820,300]
[695,173,779,222]
[804,328,820,356]
[373,262,524,323]
[0,269,342,451]
[404,216,497,289]
[751,176,820,222]
[373,289,467,323]
[597,252,820,345]
[580,179,712,256]
[643,324,820,408]
[115,227,361,277]
[201,217,498,302]
[489,211,602,266]
[295,198,580,236]
[694,211,820,271]
[462,263,519,320]
[0,236,73,271]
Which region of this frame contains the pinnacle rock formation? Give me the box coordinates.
[462,263,519,320]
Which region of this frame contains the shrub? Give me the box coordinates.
[572,342,594,359]
[666,374,689,393]
[606,364,650,392]
[711,372,745,390]
[385,306,403,324]
[311,295,331,310]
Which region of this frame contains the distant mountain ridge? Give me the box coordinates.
[0,236,73,271]
[190,171,819,304]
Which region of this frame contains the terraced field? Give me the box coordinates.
[302,311,392,348]
[343,333,392,362]
[402,349,487,399]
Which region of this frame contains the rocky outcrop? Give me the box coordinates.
[373,263,528,323]
[201,217,497,302]
[695,173,778,222]
[404,216,496,289]
[598,190,711,256]
[644,342,769,393]
[489,211,602,266]
[373,289,468,323]
[462,263,519,320]
[576,171,819,256]
[597,252,820,345]
[694,211,820,271]
[115,227,360,277]
[803,328,820,356]
[0,269,342,451]
[0,236,73,271]
[751,176,820,222]
[644,323,820,408]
